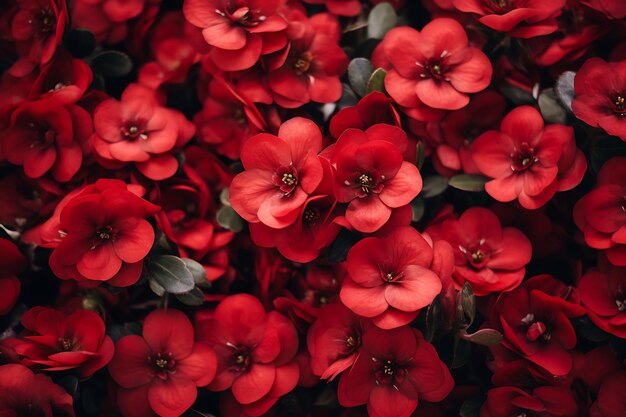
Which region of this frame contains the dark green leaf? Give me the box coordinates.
[366,68,387,94]
[176,286,205,306]
[448,174,489,192]
[367,2,397,39]
[416,141,425,170]
[555,71,576,112]
[411,198,425,222]
[348,58,374,97]
[329,229,362,263]
[181,258,208,285]
[451,337,471,368]
[425,295,442,341]
[460,282,475,326]
[216,206,245,233]
[219,188,231,207]
[148,279,166,296]
[498,83,536,106]
[65,29,96,58]
[538,88,567,124]
[573,316,610,343]
[459,396,484,417]
[460,328,503,346]
[107,322,142,343]
[90,51,133,78]
[338,83,359,109]
[422,176,448,198]
[144,255,195,294]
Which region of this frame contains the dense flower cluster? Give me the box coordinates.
[0,0,625,416]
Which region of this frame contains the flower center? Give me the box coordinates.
[226,344,252,372]
[612,95,625,117]
[122,124,148,141]
[510,142,537,172]
[616,298,626,312]
[382,271,404,283]
[303,208,320,224]
[521,314,551,342]
[273,164,299,195]
[150,352,176,379]
[37,8,56,34]
[373,358,407,387]
[459,241,490,268]
[91,225,116,250]
[357,174,374,193]
[485,0,511,13]
[294,52,314,75]
[58,338,74,351]
[218,5,266,27]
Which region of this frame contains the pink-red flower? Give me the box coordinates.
[109,309,217,417]
[229,117,324,229]
[572,58,626,141]
[382,19,492,111]
[0,237,25,315]
[48,179,160,287]
[0,364,75,416]
[573,157,626,266]
[337,326,454,417]
[332,124,422,233]
[426,207,531,295]
[196,294,300,416]
[452,0,566,38]
[471,105,587,209]
[340,227,445,329]
[183,0,288,71]
[4,306,114,378]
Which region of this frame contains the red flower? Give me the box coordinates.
[302,0,362,16]
[194,78,267,159]
[340,227,444,329]
[382,19,492,111]
[481,386,578,417]
[0,237,26,315]
[183,0,288,71]
[0,364,75,416]
[590,371,626,417]
[471,105,587,209]
[4,306,114,378]
[580,0,626,19]
[48,179,160,287]
[229,117,324,229]
[573,157,626,266]
[337,326,454,417]
[3,100,90,182]
[330,92,402,139]
[29,53,93,104]
[108,309,217,417]
[332,124,422,233]
[70,0,147,44]
[9,0,68,75]
[196,294,300,416]
[426,207,532,295]
[571,58,626,141]
[578,264,626,338]
[452,0,565,38]
[488,275,585,376]
[267,12,348,108]
[307,302,372,380]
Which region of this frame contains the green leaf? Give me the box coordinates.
[219,188,231,207]
[538,88,567,124]
[460,282,475,326]
[415,141,425,170]
[411,198,425,222]
[460,328,503,346]
[176,287,205,306]
[348,58,374,97]
[216,206,245,233]
[181,258,208,286]
[425,294,442,341]
[143,255,195,294]
[65,29,96,58]
[148,279,166,296]
[90,50,133,78]
[459,396,484,417]
[367,2,397,39]
[338,83,359,109]
[451,337,471,368]
[421,176,448,198]
[555,71,576,112]
[448,174,489,192]
[366,68,386,94]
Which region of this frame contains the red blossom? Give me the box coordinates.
[302,0,362,16]
[471,105,587,209]
[0,237,26,315]
[578,264,626,338]
[590,371,626,417]
[481,386,578,417]
[109,309,217,417]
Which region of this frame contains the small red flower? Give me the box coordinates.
[3,100,90,182]
[573,157,626,266]
[196,294,300,416]
[307,302,372,380]
[330,92,402,140]
[70,0,147,44]
[109,309,217,417]
[572,58,626,141]
[481,386,578,417]
[337,326,454,417]
[0,364,75,417]
[382,19,492,111]
[183,0,288,71]
[471,105,587,209]
[0,237,26,315]
[92,84,195,180]
[578,264,626,338]
[4,306,114,378]
[29,53,93,104]
[48,179,160,287]
[229,117,324,229]
[452,0,565,38]
[426,207,532,295]
[340,227,444,329]
[302,0,362,16]
[332,124,422,233]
